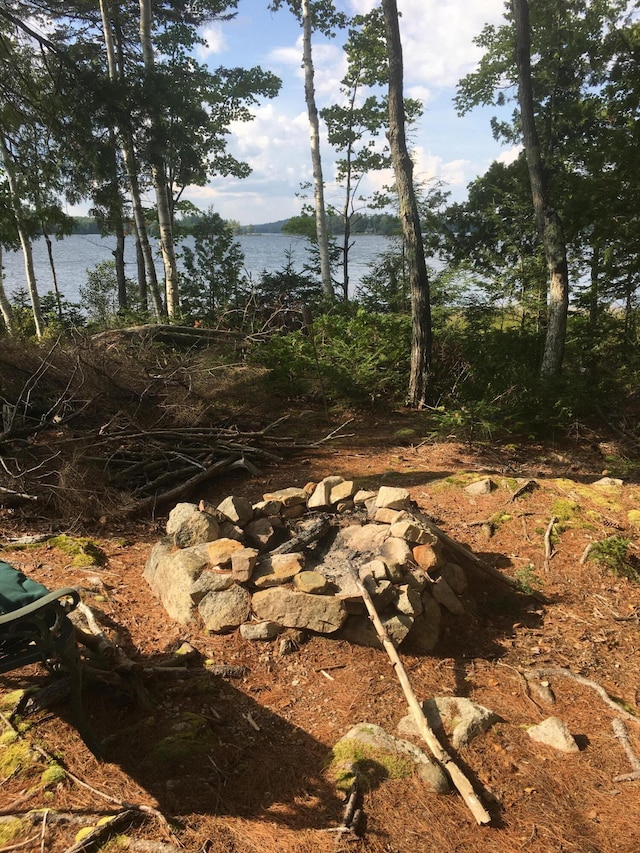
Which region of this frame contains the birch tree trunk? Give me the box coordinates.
[139,0,180,318]
[301,0,333,302]
[0,129,44,338]
[513,0,569,378]
[0,245,17,334]
[99,0,164,318]
[381,0,431,408]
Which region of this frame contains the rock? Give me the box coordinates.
[353,489,377,506]
[412,542,443,573]
[431,577,466,615]
[402,593,441,652]
[217,522,245,542]
[439,562,467,595]
[206,538,245,568]
[252,552,305,588]
[380,537,413,576]
[373,508,404,524]
[376,486,411,510]
[217,495,253,526]
[593,476,624,488]
[281,503,306,519]
[394,584,423,616]
[398,696,498,749]
[294,570,329,594]
[307,476,345,510]
[252,586,347,633]
[245,517,280,550]
[338,523,390,553]
[262,487,308,507]
[330,480,357,504]
[389,520,433,545]
[465,478,497,496]
[198,584,251,633]
[166,503,219,548]
[526,717,580,753]
[190,570,234,603]
[359,559,388,581]
[340,611,414,648]
[231,547,259,583]
[363,576,396,610]
[252,499,283,517]
[240,621,282,641]
[331,723,449,794]
[144,541,208,624]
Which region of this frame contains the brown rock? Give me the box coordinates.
[206,537,245,568]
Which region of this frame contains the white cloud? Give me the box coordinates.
[497,145,523,165]
[195,24,227,59]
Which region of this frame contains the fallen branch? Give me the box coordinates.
[543,516,557,570]
[349,568,492,825]
[612,718,640,782]
[525,667,639,723]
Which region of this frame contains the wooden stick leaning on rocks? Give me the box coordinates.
[349,568,492,826]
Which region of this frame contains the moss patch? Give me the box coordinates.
[47,534,107,567]
[329,735,415,793]
[41,762,66,787]
[0,818,26,846]
[0,736,33,777]
[146,712,216,768]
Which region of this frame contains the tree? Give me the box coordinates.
[321,8,422,301]
[513,0,569,377]
[270,0,347,303]
[381,0,431,408]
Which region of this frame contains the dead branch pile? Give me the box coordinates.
[0,335,331,525]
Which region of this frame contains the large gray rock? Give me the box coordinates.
[333,723,449,794]
[527,717,579,753]
[340,611,414,649]
[166,502,219,547]
[198,584,251,633]
[399,696,498,749]
[338,523,390,554]
[431,577,466,615]
[217,495,253,526]
[240,620,282,641]
[375,486,411,509]
[252,586,346,633]
[144,541,208,624]
[403,593,441,653]
[307,476,345,510]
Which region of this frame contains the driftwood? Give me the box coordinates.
[612,718,640,782]
[349,568,492,826]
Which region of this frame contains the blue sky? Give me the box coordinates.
[177,1,518,225]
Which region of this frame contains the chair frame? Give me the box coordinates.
[0,588,102,757]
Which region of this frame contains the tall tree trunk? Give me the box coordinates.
[513,0,569,378]
[139,0,180,317]
[42,228,63,322]
[0,129,44,338]
[381,0,431,408]
[301,0,333,302]
[0,245,17,334]
[99,0,164,318]
[115,220,127,309]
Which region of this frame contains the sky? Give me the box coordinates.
[171,0,518,226]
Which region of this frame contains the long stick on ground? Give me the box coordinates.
[349,569,492,825]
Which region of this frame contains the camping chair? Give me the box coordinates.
[0,562,102,758]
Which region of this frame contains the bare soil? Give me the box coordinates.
[2,414,640,853]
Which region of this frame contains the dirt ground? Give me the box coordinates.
[1,415,640,853]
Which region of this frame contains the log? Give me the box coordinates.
[348,568,492,826]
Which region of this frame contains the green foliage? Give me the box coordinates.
[249,310,411,405]
[79,261,141,328]
[514,563,543,596]
[179,206,247,319]
[589,536,640,582]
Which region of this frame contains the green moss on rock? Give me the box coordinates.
[47,535,107,567]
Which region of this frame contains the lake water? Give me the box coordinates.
[1,232,394,304]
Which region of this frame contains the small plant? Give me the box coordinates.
[514,563,543,595]
[588,536,640,582]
